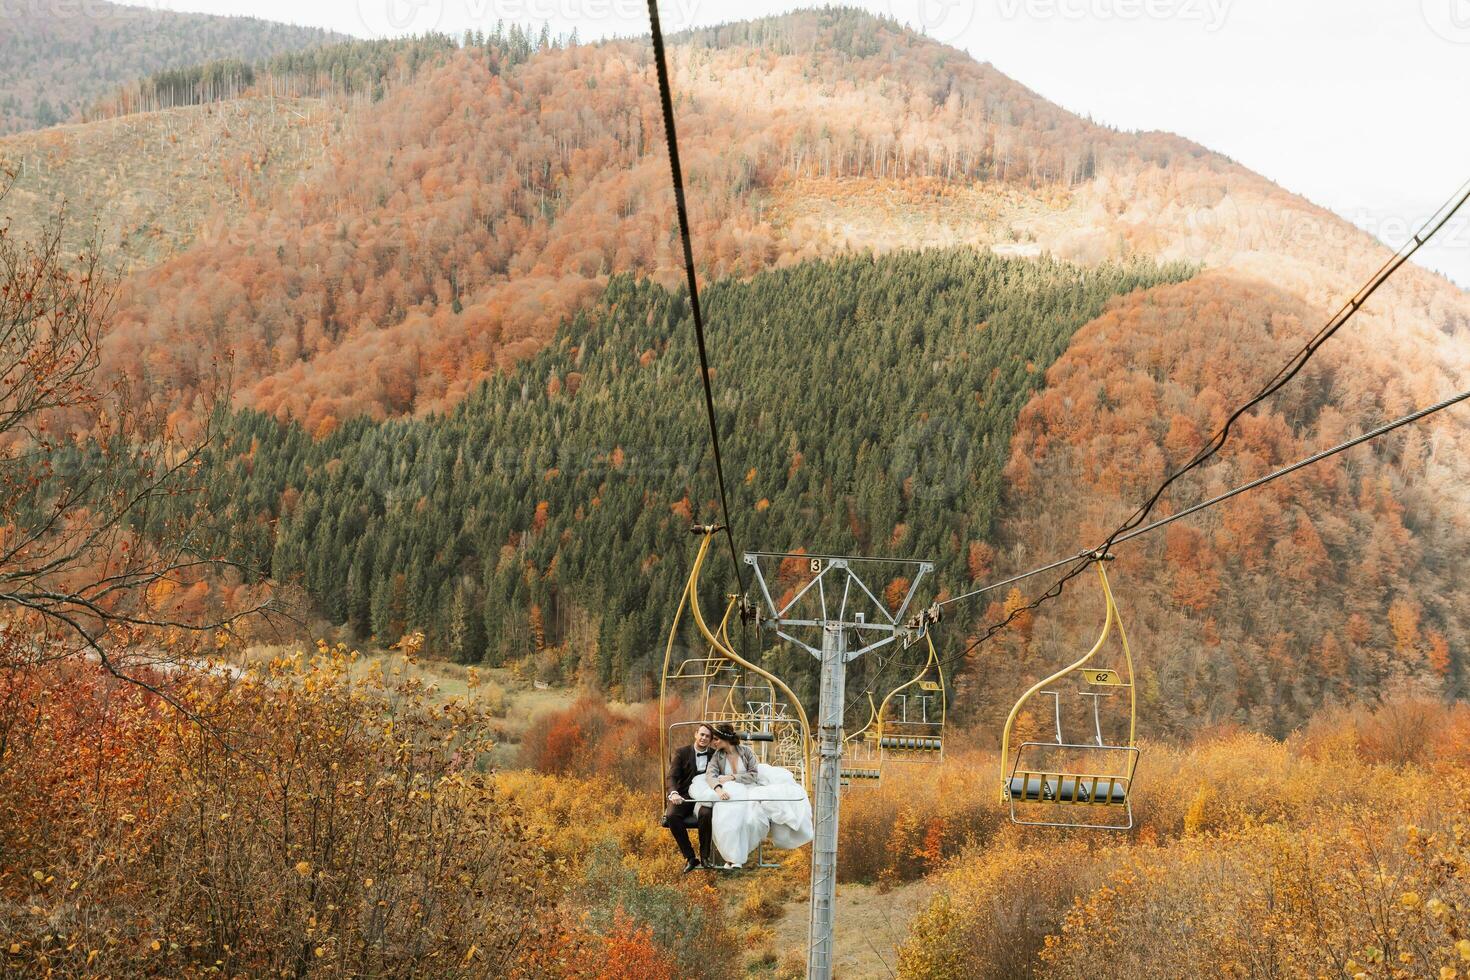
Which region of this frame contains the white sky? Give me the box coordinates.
[140,0,1470,286]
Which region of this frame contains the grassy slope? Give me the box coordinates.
[0,97,346,269]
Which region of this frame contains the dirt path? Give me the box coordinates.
[767,879,936,979]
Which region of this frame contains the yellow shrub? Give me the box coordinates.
[1039,793,1470,978]
[897,707,1470,979]
[495,769,676,876]
[897,835,1120,979]
[839,748,1007,884]
[737,880,787,925]
[0,650,561,977]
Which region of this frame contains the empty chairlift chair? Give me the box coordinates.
[839,694,884,785]
[999,557,1140,830]
[876,633,946,766]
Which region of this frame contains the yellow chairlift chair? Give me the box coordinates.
[999,556,1139,830]
[838,694,884,785]
[657,529,814,867]
[876,633,946,765]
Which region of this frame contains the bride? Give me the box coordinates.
[687,724,813,867]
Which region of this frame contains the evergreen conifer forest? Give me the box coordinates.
[209,250,1190,698]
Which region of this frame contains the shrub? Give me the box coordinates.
[897,837,1117,979]
[1293,696,1470,767]
[736,880,786,924]
[0,646,563,977]
[897,703,1470,978]
[839,747,1007,884]
[494,769,675,875]
[570,841,739,980]
[1039,797,1470,978]
[519,694,661,792]
[1132,728,1440,840]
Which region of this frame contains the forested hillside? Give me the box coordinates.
[196,251,1467,735]
[100,9,1210,431]
[0,0,342,135]
[91,7,1467,451]
[203,249,1189,705]
[8,4,1467,734]
[85,34,464,120]
[982,271,1470,735]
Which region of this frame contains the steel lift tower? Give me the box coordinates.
[743,551,933,980]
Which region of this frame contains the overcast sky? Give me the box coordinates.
[146,0,1470,286]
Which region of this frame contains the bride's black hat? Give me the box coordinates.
[709,724,741,744]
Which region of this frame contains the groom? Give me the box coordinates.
[663,722,715,873]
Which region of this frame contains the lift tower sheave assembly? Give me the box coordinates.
[743,551,933,980]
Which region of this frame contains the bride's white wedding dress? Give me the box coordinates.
[688,763,814,866]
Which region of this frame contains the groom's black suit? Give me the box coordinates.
[663,743,714,865]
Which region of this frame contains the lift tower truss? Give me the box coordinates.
[743,551,933,980]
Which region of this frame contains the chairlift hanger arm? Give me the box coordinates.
[687,532,813,793]
[844,692,880,745]
[998,561,1126,795]
[658,563,695,803]
[876,632,945,744]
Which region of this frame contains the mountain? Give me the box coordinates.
[0,36,458,272]
[0,0,344,136]
[98,11,1215,430]
[91,11,1467,434]
[11,7,1468,727]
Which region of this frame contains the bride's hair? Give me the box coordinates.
[709,724,741,744]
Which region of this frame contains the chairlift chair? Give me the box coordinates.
[657,530,815,867]
[876,633,946,765]
[999,557,1140,830]
[839,694,884,785]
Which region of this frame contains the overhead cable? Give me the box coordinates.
[920,386,1470,670]
[647,0,745,593]
[925,171,1470,668]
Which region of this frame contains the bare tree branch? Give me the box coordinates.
[0,169,276,715]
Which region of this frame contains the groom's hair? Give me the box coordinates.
[694,723,713,738]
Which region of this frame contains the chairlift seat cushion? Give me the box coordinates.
[1008,775,1127,804]
[878,735,942,750]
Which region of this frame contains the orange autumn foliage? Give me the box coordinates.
[0,647,560,977]
[895,698,1470,978]
[518,695,662,793]
[992,271,1469,737]
[577,913,678,980]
